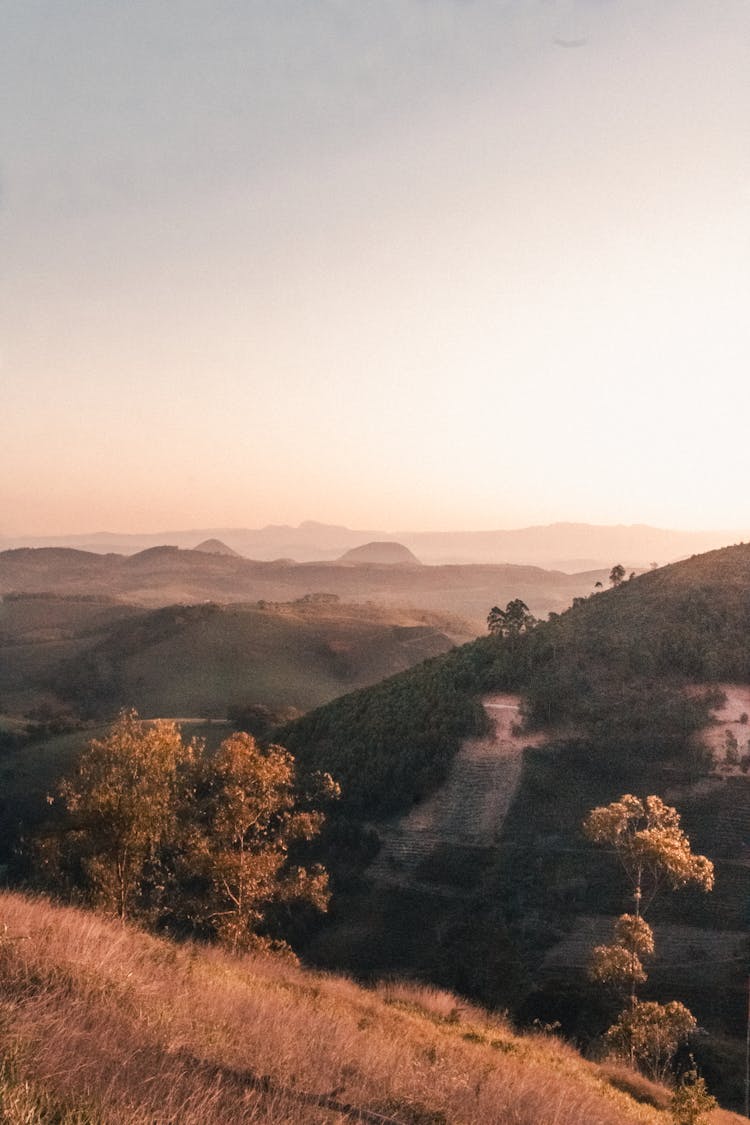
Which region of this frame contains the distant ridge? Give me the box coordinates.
[3,521,747,570]
[193,538,240,557]
[338,541,422,566]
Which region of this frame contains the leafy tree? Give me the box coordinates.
[583,795,713,923]
[583,795,713,1074]
[589,912,654,990]
[487,605,506,634]
[609,563,626,587]
[670,1066,717,1124]
[605,1000,696,1082]
[182,732,339,953]
[41,715,339,952]
[54,711,196,921]
[487,598,536,637]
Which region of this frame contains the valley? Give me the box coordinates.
[0,544,606,629]
[5,539,750,1114]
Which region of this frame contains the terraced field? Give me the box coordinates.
[368,694,548,890]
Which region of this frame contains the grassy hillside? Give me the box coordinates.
[0,597,465,864]
[1,889,741,1124]
[0,593,465,720]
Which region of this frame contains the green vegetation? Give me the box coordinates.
[271,544,750,1109]
[280,545,750,820]
[277,636,507,816]
[583,796,714,1080]
[671,1068,718,1125]
[487,597,537,636]
[8,542,750,1112]
[0,595,462,721]
[34,712,338,952]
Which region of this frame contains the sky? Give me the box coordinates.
[2,0,749,536]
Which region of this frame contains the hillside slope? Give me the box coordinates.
[0,546,607,629]
[1,890,739,1125]
[279,543,750,1106]
[0,595,465,720]
[338,541,422,565]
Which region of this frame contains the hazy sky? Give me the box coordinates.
[2,1,749,535]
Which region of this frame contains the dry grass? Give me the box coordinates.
[0,891,741,1124]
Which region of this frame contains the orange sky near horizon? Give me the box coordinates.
[2,1,749,537]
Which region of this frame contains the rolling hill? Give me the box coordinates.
[0,545,606,630]
[0,595,468,861]
[7,541,750,1107]
[274,542,750,1109]
[0,593,467,721]
[337,540,422,565]
[3,519,747,569]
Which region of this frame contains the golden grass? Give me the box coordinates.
[0,891,741,1124]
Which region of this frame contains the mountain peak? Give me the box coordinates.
[193,538,240,557]
[338,541,422,566]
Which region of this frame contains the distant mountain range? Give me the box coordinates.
[1,520,746,571]
[0,546,606,631]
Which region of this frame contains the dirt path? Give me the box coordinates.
[367,693,547,890]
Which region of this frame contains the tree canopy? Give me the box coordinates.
[42,712,339,952]
[487,598,536,637]
[583,794,714,1080]
[583,794,714,914]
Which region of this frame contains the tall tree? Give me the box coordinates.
[583,794,713,1075]
[43,716,339,951]
[179,732,339,953]
[56,711,196,921]
[487,598,536,637]
[609,563,626,587]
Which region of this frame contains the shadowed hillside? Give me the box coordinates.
[0,596,467,856]
[277,543,750,1108]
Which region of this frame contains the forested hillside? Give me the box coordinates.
[278,543,750,1108]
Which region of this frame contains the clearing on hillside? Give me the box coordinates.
[368,693,549,889]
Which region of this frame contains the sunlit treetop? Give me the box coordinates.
[582,794,714,908]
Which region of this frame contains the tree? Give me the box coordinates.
[583,795,713,924]
[487,605,505,634]
[605,1000,696,1082]
[55,711,196,921]
[582,795,713,1075]
[487,598,536,637]
[670,1066,717,1124]
[43,715,339,952]
[182,732,340,953]
[609,563,626,587]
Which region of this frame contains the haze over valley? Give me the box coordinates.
[4,520,750,571]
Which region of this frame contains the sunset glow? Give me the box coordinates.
[2,1,749,536]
